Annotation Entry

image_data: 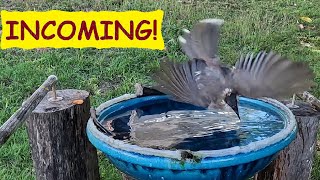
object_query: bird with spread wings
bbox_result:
[152,19,314,118]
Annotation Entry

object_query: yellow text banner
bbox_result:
[1,10,164,50]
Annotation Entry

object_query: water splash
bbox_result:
[101,106,284,151]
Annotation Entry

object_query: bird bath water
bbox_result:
[87,95,297,180]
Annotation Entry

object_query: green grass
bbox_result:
[1,0,320,179]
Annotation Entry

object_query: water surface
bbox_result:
[101,104,284,151]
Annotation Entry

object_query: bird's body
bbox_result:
[152,19,314,118]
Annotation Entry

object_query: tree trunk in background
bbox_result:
[255,101,320,180]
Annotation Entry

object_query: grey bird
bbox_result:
[152,19,315,118]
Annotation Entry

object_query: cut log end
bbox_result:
[283,100,319,116]
[33,89,89,113]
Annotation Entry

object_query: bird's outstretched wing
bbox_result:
[152,58,210,107]
[231,51,315,99]
[178,19,224,66]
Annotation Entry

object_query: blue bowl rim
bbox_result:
[87,95,296,165]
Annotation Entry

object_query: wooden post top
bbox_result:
[33,89,89,113]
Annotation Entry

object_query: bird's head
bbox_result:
[224,91,239,118]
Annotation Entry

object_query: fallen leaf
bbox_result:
[305,25,316,30]
[298,24,304,30]
[36,48,49,52]
[106,120,114,131]
[300,41,314,47]
[311,49,320,53]
[178,0,192,3]
[300,16,312,23]
[72,99,84,105]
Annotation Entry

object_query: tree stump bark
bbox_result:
[255,101,320,180]
[121,173,135,180]
[26,89,100,180]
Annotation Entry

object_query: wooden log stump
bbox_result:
[26,89,100,180]
[121,173,135,180]
[255,101,320,180]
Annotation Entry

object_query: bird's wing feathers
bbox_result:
[179,19,224,66]
[194,66,230,101]
[152,58,210,107]
[232,51,315,98]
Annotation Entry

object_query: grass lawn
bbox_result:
[1,0,320,179]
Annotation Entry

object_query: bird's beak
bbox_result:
[224,93,239,118]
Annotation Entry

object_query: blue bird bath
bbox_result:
[87,95,297,180]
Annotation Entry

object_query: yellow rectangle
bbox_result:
[1,10,164,50]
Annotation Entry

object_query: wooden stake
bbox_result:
[0,75,57,145]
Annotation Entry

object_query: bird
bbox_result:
[152,18,315,118]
